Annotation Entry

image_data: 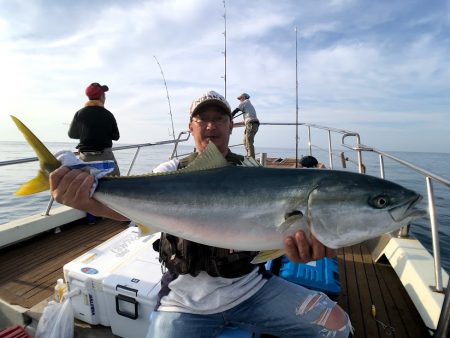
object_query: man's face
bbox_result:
[189,106,233,156]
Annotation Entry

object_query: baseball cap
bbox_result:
[85,82,109,100]
[189,90,231,118]
[237,93,250,100]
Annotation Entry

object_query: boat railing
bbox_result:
[342,139,450,293]
[0,131,191,217]
[259,122,364,171]
[258,122,449,293]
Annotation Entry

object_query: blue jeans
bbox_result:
[147,276,351,338]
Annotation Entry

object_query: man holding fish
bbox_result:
[49,90,352,337]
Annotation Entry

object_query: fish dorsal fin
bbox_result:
[181,142,229,173]
[240,156,262,167]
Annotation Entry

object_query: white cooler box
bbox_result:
[103,239,163,338]
[63,227,160,326]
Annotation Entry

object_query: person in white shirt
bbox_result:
[49,90,351,338]
[232,93,259,158]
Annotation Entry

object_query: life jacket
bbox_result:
[155,150,260,278]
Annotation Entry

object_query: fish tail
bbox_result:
[10,115,61,195]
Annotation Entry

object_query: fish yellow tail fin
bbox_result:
[10,115,61,196]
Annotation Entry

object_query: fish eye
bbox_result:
[371,195,389,209]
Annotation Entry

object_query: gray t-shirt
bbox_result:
[238,99,258,124]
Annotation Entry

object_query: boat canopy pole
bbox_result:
[295,26,299,168]
[222,0,227,99]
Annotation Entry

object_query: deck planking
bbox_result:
[337,244,431,337]
[0,217,128,309]
[265,157,301,168]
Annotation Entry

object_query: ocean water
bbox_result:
[1,141,449,273]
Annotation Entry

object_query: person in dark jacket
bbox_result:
[68,82,120,176]
[68,82,120,225]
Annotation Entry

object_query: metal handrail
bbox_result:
[124,131,190,175]
[0,131,191,168]
[1,131,191,217]
[341,142,450,293]
[259,122,362,170]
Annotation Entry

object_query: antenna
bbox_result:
[222,0,227,98]
[295,26,299,168]
[153,55,177,154]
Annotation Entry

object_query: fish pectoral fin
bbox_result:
[136,223,158,236]
[14,170,50,195]
[279,212,304,233]
[182,142,229,172]
[251,249,285,264]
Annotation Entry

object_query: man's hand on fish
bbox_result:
[284,230,336,263]
[50,167,129,221]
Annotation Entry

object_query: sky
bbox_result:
[1,0,449,153]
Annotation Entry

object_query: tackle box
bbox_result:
[63,227,160,326]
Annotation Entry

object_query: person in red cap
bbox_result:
[68,82,120,176]
[68,82,121,224]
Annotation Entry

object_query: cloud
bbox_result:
[0,0,449,153]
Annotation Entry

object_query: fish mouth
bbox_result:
[389,194,426,223]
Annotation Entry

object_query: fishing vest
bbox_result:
[155,151,260,278]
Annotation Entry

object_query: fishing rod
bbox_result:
[154,55,177,156]
[232,111,244,120]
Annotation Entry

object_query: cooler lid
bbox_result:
[63,227,159,279]
[103,255,163,296]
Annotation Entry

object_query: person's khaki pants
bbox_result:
[244,122,259,158]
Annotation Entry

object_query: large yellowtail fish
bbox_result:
[11,115,425,263]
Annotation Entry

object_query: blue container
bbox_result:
[277,256,341,296]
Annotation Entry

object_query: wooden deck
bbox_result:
[337,244,430,337]
[265,157,301,168]
[0,218,128,309]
